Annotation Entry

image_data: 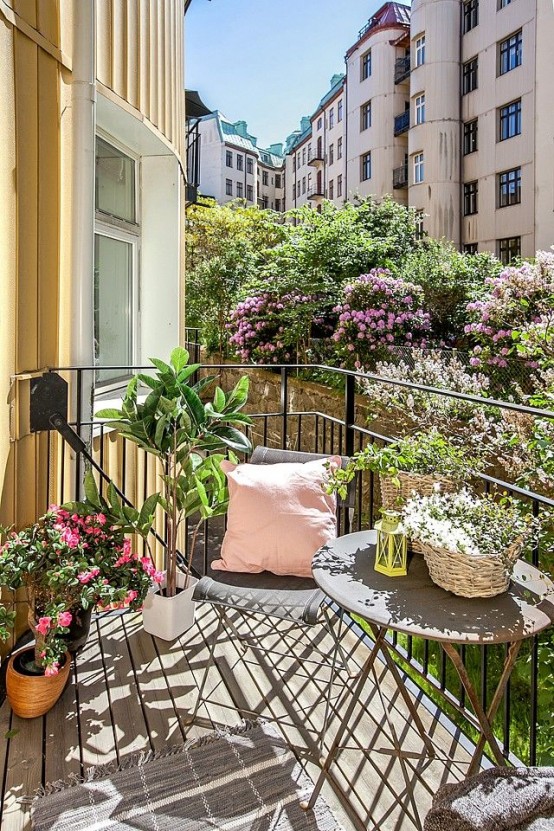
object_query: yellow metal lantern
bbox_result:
[374,510,408,577]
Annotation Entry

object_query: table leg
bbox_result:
[441,640,522,776]
[300,627,387,811]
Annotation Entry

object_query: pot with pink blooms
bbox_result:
[0,492,161,718]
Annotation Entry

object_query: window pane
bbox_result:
[95,138,136,223]
[94,234,133,382]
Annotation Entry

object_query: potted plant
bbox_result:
[0,505,160,718]
[96,346,253,641]
[401,489,537,597]
[328,428,481,508]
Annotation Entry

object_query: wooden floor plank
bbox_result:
[1,710,43,831]
[44,660,82,786]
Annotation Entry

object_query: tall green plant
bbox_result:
[97,347,252,596]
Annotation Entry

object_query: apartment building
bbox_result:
[284,74,347,211]
[283,0,554,261]
[195,113,285,210]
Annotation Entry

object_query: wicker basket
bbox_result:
[379,472,458,555]
[418,535,524,598]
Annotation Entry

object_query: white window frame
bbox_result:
[415,93,426,125]
[415,34,425,66]
[413,152,424,184]
[94,130,140,388]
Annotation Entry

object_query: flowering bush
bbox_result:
[0,507,162,674]
[360,349,492,436]
[465,250,554,370]
[228,289,322,364]
[401,489,535,560]
[332,269,431,368]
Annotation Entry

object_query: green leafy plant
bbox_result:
[327,429,480,501]
[96,346,253,597]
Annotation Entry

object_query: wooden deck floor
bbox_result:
[0,606,475,831]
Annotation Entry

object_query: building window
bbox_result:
[302,176,306,194]
[361,100,372,131]
[497,236,521,264]
[415,34,425,66]
[463,180,478,215]
[292,183,296,200]
[307,172,312,190]
[236,181,243,198]
[361,49,372,80]
[498,0,512,8]
[415,210,425,240]
[236,154,243,171]
[307,143,312,160]
[275,198,281,211]
[329,179,334,200]
[226,150,233,167]
[262,170,269,186]
[463,119,478,154]
[464,243,478,254]
[337,137,343,159]
[337,174,343,197]
[463,0,479,33]
[94,137,138,382]
[499,30,522,75]
[225,179,233,196]
[499,99,522,141]
[329,107,334,129]
[302,147,306,165]
[297,181,301,197]
[337,99,343,122]
[246,184,254,202]
[462,57,478,93]
[413,152,424,184]
[498,166,521,207]
[361,152,371,181]
[317,117,323,130]
[275,173,282,188]
[329,143,334,165]
[246,157,253,174]
[415,93,425,125]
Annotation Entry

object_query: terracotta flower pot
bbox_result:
[6,647,71,719]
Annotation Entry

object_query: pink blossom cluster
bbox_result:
[332,269,431,367]
[464,251,554,368]
[227,290,315,364]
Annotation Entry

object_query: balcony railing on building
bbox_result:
[394,55,411,84]
[393,164,409,189]
[307,186,324,199]
[308,152,324,167]
[394,110,410,136]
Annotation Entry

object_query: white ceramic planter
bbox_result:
[142,572,198,641]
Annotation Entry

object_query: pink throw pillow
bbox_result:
[211,456,341,578]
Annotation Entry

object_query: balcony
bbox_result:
[394,110,410,136]
[394,55,411,84]
[393,164,409,189]
[307,186,325,200]
[3,359,553,830]
[308,152,324,167]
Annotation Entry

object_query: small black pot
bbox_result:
[64,606,93,655]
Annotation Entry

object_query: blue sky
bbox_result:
[185,0,405,150]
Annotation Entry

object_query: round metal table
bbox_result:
[303,530,554,825]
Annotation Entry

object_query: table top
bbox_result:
[312,531,554,645]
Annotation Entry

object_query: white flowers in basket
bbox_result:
[402,488,537,597]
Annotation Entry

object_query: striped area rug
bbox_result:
[32,721,343,830]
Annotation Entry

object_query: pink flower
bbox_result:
[126,590,139,603]
[60,527,80,548]
[77,566,101,584]
[57,611,73,627]
[44,663,60,677]
[96,513,107,526]
[36,616,52,636]
[152,570,165,584]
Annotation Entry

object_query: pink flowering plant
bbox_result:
[0,489,161,675]
[227,289,324,364]
[465,251,554,371]
[332,269,431,369]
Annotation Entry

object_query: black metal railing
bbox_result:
[395,55,411,84]
[307,186,325,199]
[308,153,324,166]
[394,110,410,136]
[393,164,408,189]
[40,361,554,768]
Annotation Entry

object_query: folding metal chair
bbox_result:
[184,446,356,750]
